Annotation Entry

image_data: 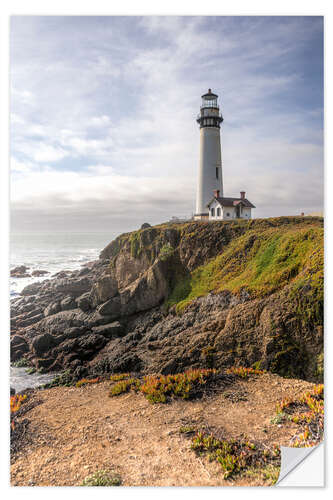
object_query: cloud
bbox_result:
[10,16,323,232]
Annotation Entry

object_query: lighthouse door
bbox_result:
[236,205,241,218]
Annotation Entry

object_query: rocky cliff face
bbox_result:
[10,217,324,382]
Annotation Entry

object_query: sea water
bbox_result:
[10,231,118,296]
[10,230,118,390]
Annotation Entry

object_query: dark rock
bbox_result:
[16,312,44,328]
[90,274,118,306]
[21,282,42,296]
[98,297,121,317]
[77,267,90,276]
[32,333,57,356]
[31,270,49,277]
[62,326,90,339]
[11,265,30,277]
[141,222,151,229]
[73,365,88,378]
[76,292,92,312]
[92,321,124,338]
[51,270,71,278]
[50,277,91,297]
[60,296,76,311]
[44,301,61,317]
[11,334,28,347]
[36,357,56,369]
[10,335,29,361]
[77,333,107,351]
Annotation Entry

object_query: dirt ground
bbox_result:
[10,372,316,487]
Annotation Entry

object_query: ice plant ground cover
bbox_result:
[188,430,281,482]
[273,384,324,447]
[108,368,220,403]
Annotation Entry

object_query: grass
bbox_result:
[81,470,121,486]
[109,369,218,403]
[166,226,323,313]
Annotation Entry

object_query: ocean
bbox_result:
[10,231,118,296]
[10,230,119,391]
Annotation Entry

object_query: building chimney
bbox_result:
[240,191,245,199]
[213,189,220,198]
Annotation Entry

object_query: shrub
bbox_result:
[110,373,131,382]
[76,377,100,388]
[12,358,31,368]
[226,366,265,378]
[81,470,121,486]
[190,430,280,481]
[10,394,27,414]
[109,378,140,396]
[139,369,217,403]
[108,369,218,403]
[274,384,324,447]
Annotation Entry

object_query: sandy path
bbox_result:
[11,373,315,486]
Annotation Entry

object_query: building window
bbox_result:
[211,208,215,217]
[217,207,221,217]
[216,167,219,179]
[226,212,230,217]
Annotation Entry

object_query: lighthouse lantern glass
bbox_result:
[201,96,218,109]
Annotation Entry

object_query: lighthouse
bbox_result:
[194,89,223,220]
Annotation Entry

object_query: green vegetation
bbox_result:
[44,370,74,388]
[274,384,324,447]
[109,369,218,403]
[159,243,175,261]
[166,226,323,313]
[109,378,140,396]
[81,470,121,486]
[76,377,100,388]
[226,366,266,378]
[25,367,36,375]
[12,358,31,368]
[190,430,280,481]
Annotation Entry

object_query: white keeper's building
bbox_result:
[194,89,255,221]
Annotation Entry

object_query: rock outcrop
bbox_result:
[10,217,324,382]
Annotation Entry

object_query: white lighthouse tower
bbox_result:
[194,89,223,219]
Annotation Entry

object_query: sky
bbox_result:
[10,16,324,233]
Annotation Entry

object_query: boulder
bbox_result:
[97,297,121,317]
[36,357,56,369]
[50,277,91,297]
[31,270,49,277]
[10,265,30,277]
[60,296,76,311]
[44,301,61,317]
[90,274,118,306]
[62,326,90,339]
[141,222,151,229]
[32,333,57,356]
[76,292,92,312]
[10,335,29,361]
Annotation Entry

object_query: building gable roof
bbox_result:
[207,196,256,209]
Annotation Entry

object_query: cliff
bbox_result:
[10,216,324,382]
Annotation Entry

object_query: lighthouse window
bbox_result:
[216,167,219,179]
[211,208,215,217]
